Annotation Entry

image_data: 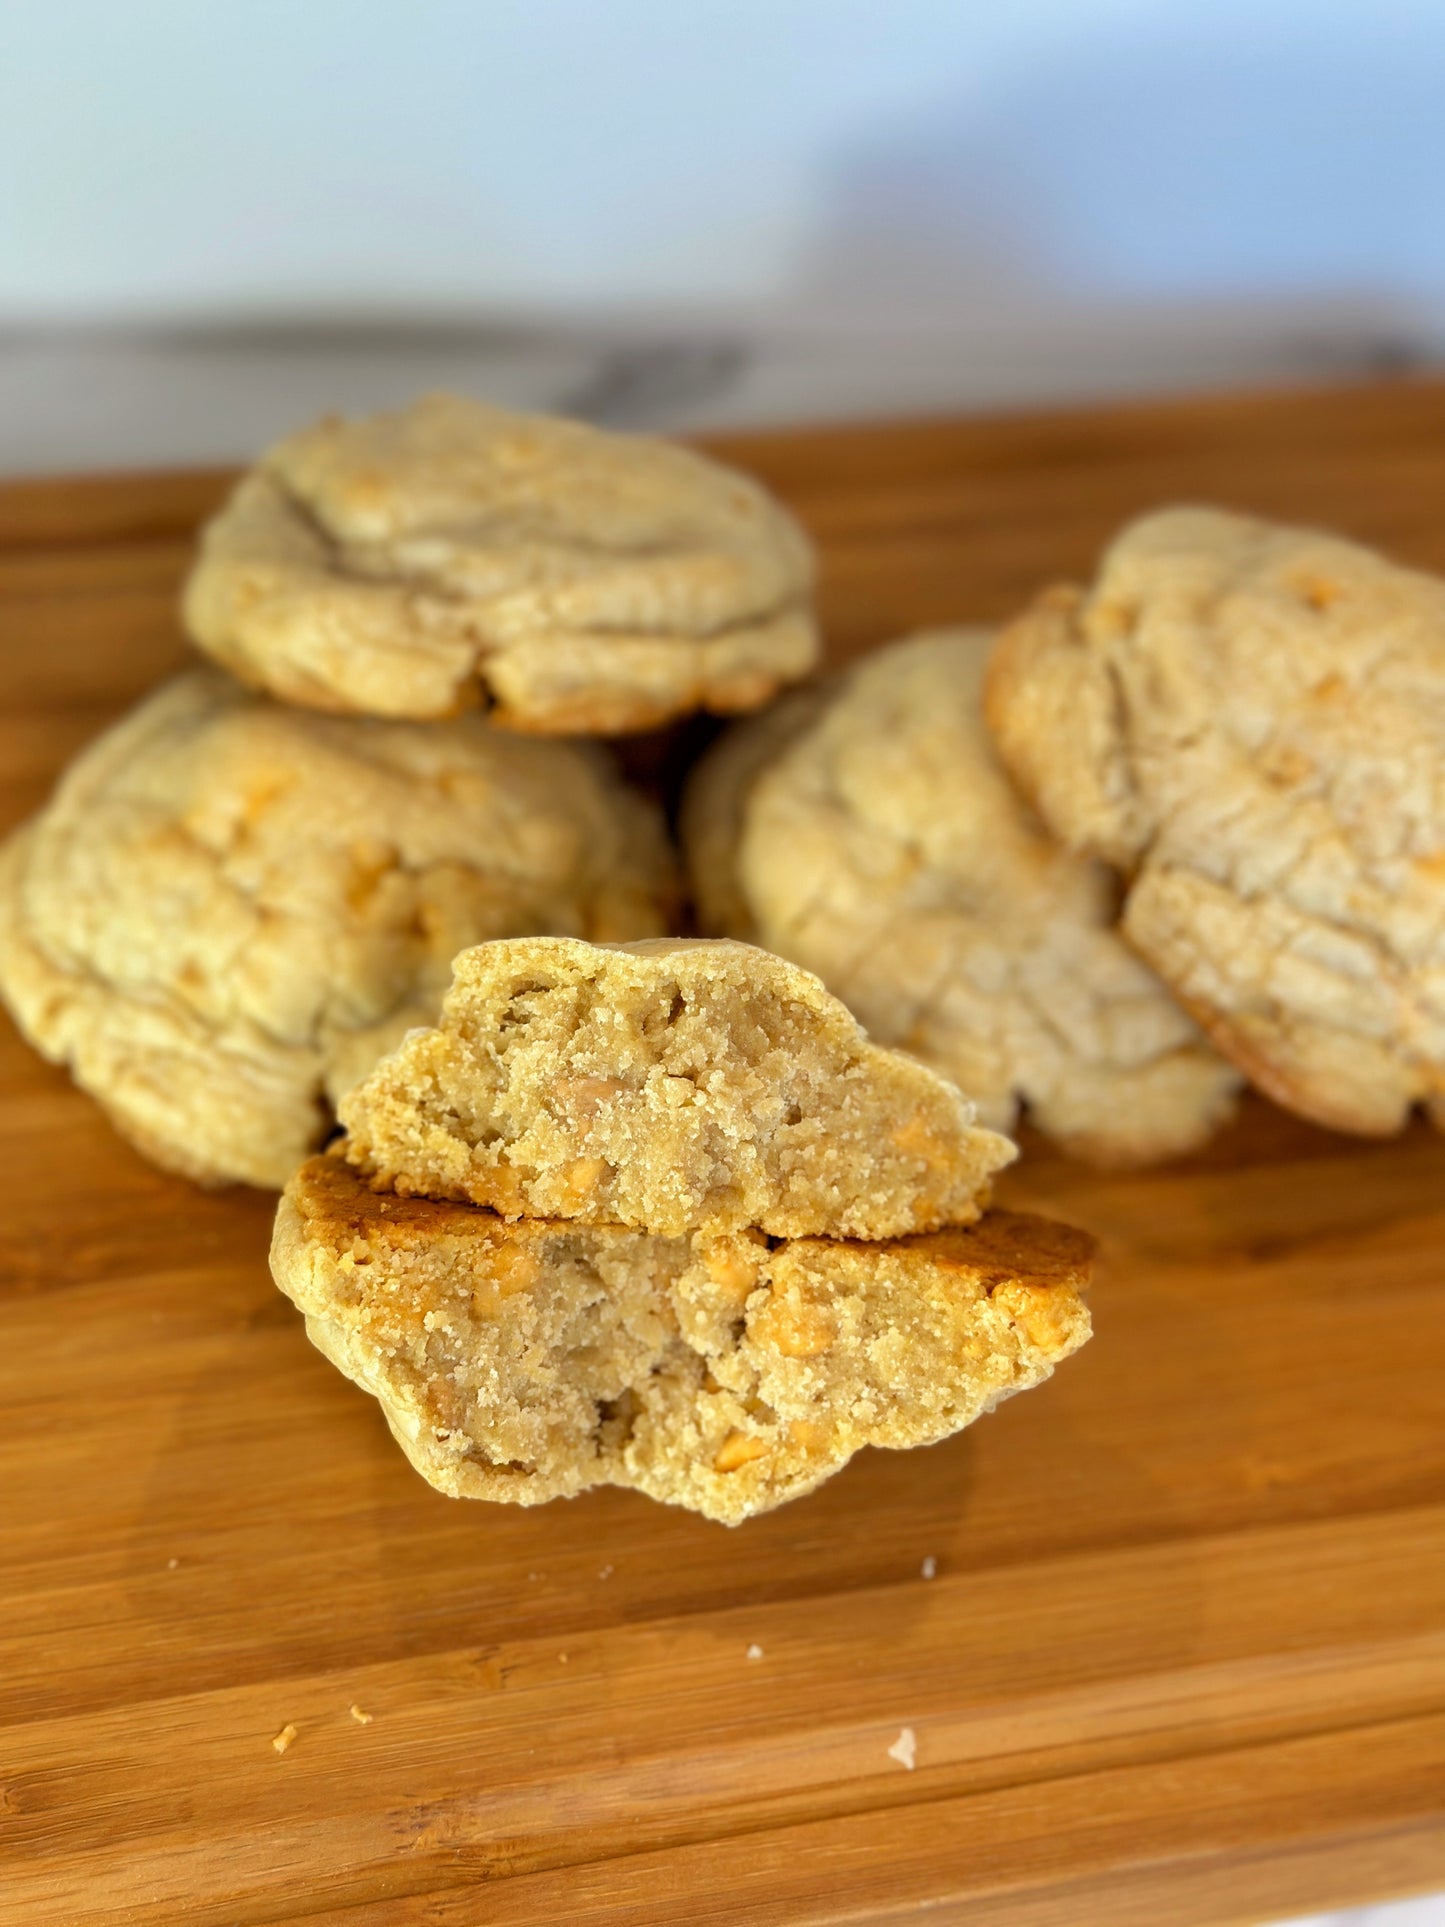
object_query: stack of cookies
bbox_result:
[43,395,1355,1519]
[0,394,819,1187]
[10,390,1439,1522]
[0,390,1098,1521]
[271,938,1093,1523]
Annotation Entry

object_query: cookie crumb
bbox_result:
[272,1723,298,1755]
[558,1652,569,1664]
[887,1727,916,1771]
[597,1564,614,1579]
[166,1557,179,1571]
[349,1704,373,1725]
[920,1555,937,1579]
[746,1643,764,1661]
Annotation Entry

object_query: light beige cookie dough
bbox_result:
[182,392,818,732]
[0,670,674,1188]
[985,507,1445,1136]
[340,935,1014,1238]
[273,1154,1092,1524]
[684,629,1239,1165]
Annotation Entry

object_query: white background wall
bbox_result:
[4,0,1444,326]
[4,0,1445,470]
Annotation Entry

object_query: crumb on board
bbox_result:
[349,1704,373,1725]
[272,1724,299,1755]
[1239,1455,1294,1491]
[887,1727,917,1771]
[558,1652,569,1664]
[598,1564,614,1579]
[166,1557,179,1571]
[746,1643,764,1661]
[920,1556,937,1579]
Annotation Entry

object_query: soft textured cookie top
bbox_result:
[0,670,673,1188]
[339,935,1014,1238]
[273,1153,1092,1523]
[681,681,831,941]
[985,507,1445,1135]
[182,393,818,732]
[685,629,1238,1165]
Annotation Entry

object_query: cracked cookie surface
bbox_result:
[182,392,818,731]
[340,935,1015,1237]
[684,629,1238,1163]
[985,507,1445,1135]
[681,681,831,942]
[272,1154,1092,1524]
[0,670,673,1188]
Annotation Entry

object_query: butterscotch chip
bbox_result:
[683,629,1239,1165]
[985,508,1445,1136]
[340,935,1014,1238]
[182,393,818,732]
[0,670,673,1188]
[271,1155,1092,1524]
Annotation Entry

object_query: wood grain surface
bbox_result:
[3,379,1445,1926]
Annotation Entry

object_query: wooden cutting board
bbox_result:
[4,381,1445,1927]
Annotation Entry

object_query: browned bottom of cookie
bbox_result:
[272,1154,1093,1525]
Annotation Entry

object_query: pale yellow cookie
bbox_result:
[339,935,1014,1238]
[272,1154,1092,1524]
[680,683,831,941]
[985,507,1445,1136]
[182,393,818,731]
[0,670,674,1188]
[684,629,1239,1165]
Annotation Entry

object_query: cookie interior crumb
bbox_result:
[340,936,1015,1239]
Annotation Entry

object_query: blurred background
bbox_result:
[3,0,1443,472]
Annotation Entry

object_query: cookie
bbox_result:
[681,682,831,941]
[684,629,1239,1165]
[0,670,674,1188]
[182,392,818,732]
[272,1154,1092,1523]
[985,507,1445,1136]
[339,935,1014,1238]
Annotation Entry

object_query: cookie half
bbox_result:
[339,935,1015,1239]
[0,670,674,1188]
[273,1154,1092,1524]
[183,393,818,732]
[684,629,1239,1165]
